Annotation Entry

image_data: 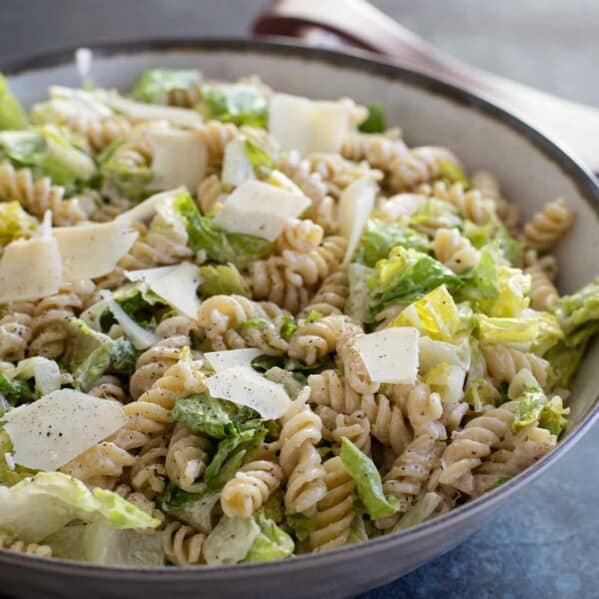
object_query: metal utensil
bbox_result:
[254,0,599,174]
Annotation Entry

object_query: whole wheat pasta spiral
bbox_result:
[306,153,381,197]
[405,382,447,441]
[523,198,575,250]
[220,458,284,518]
[341,130,408,171]
[422,181,496,225]
[88,375,128,403]
[115,484,166,525]
[196,173,226,215]
[69,115,132,152]
[300,270,349,317]
[470,170,521,231]
[192,120,238,174]
[165,423,211,493]
[276,218,324,254]
[279,389,327,514]
[310,456,356,552]
[130,435,170,497]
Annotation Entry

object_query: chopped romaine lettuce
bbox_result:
[538,396,569,436]
[367,247,461,321]
[263,366,305,400]
[339,438,398,519]
[425,362,467,405]
[462,220,522,267]
[0,429,35,486]
[476,313,539,348]
[199,84,268,128]
[410,198,462,232]
[47,521,164,565]
[99,139,153,199]
[456,248,500,303]
[531,311,564,356]
[73,338,136,392]
[391,285,460,342]
[553,277,599,347]
[173,191,273,269]
[436,160,469,188]
[280,315,298,341]
[203,425,267,490]
[511,386,547,432]
[358,104,386,134]
[0,372,35,406]
[130,69,201,104]
[160,484,220,533]
[0,471,160,543]
[286,513,316,541]
[353,218,429,267]
[393,492,442,531]
[0,201,38,246]
[464,339,499,411]
[170,393,257,439]
[203,515,260,565]
[545,341,587,389]
[0,74,27,130]
[244,138,273,171]
[243,511,294,562]
[477,265,530,317]
[198,263,250,298]
[0,126,96,188]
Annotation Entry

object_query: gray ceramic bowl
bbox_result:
[2,39,599,599]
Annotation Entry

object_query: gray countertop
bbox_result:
[0,2,598,598]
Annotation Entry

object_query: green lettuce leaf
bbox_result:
[198,263,250,298]
[464,339,499,412]
[160,484,220,533]
[367,247,461,321]
[0,74,27,130]
[73,338,137,392]
[286,513,316,542]
[130,69,201,104]
[476,264,529,317]
[174,191,273,269]
[46,521,164,566]
[199,84,267,128]
[203,515,260,565]
[0,373,35,406]
[243,511,294,562]
[477,313,539,348]
[339,438,398,519]
[204,425,267,489]
[0,429,35,486]
[170,393,257,439]
[410,198,462,232]
[280,315,298,341]
[545,341,587,389]
[354,218,429,267]
[358,104,386,133]
[539,396,569,436]
[456,248,500,303]
[0,201,38,246]
[0,471,160,543]
[462,220,523,266]
[244,138,273,171]
[512,387,547,432]
[0,126,96,187]
[553,277,599,347]
[99,139,152,199]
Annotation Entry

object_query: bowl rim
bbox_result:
[1,36,598,580]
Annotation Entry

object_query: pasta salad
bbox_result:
[0,68,596,566]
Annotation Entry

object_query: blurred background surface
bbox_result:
[0,2,597,598]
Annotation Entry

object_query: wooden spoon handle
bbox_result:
[253,0,599,174]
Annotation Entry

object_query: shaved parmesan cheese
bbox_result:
[54,221,138,281]
[268,93,356,155]
[213,180,310,241]
[14,357,62,396]
[0,236,62,302]
[125,262,201,320]
[352,327,419,384]
[339,176,377,265]
[149,262,201,320]
[379,194,426,220]
[204,348,261,372]
[101,92,202,127]
[221,138,255,187]
[204,366,291,419]
[107,299,159,350]
[145,128,207,191]
[116,187,186,225]
[4,390,126,471]
[125,265,177,286]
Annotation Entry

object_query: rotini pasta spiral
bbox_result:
[523,198,575,250]
[279,389,327,514]
[162,520,205,565]
[192,120,238,174]
[276,218,324,254]
[438,401,518,493]
[433,228,481,273]
[197,294,290,355]
[0,162,87,226]
[130,435,169,497]
[481,344,550,389]
[341,129,408,172]
[422,181,496,225]
[310,456,356,552]
[388,147,462,192]
[70,115,132,152]
[115,484,166,525]
[0,532,52,558]
[220,458,284,518]
[196,173,226,215]
[0,301,35,362]
[165,423,211,493]
[88,375,128,403]
[470,170,521,232]
[404,382,447,441]
[300,270,349,318]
